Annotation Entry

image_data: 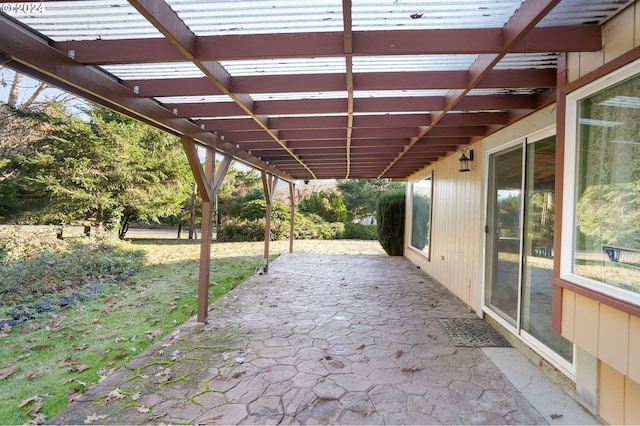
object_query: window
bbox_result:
[409,173,433,258]
[563,60,640,299]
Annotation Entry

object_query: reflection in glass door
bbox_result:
[522,138,573,362]
[486,146,523,326]
[486,136,573,365]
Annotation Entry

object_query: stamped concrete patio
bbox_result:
[50,254,598,425]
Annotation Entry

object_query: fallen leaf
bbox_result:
[550,413,563,419]
[356,343,365,350]
[75,364,89,373]
[131,392,142,401]
[0,366,17,380]
[63,376,78,384]
[145,330,162,340]
[197,414,223,424]
[401,367,423,373]
[135,406,150,414]
[26,371,46,380]
[231,371,245,379]
[84,413,107,424]
[27,412,46,425]
[18,395,40,408]
[30,399,43,415]
[394,348,404,358]
[1,323,11,336]
[104,388,126,402]
[68,391,82,403]
[171,401,186,409]
[348,405,374,415]
[63,356,80,366]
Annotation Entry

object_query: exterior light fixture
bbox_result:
[458,148,474,172]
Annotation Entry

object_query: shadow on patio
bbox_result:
[50,254,598,425]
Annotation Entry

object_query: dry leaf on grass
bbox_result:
[1,323,12,336]
[30,399,43,415]
[26,371,46,380]
[27,412,46,425]
[18,395,40,408]
[0,366,17,380]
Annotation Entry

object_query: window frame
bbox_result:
[408,170,434,260]
[561,57,640,307]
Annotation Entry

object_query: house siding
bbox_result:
[562,2,640,424]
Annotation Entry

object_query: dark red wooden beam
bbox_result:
[54,26,601,64]
[126,69,556,97]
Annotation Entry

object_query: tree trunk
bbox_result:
[118,215,130,240]
[188,181,197,239]
[22,82,48,108]
[7,73,23,107]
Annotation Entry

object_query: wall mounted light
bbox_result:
[458,148,474,173]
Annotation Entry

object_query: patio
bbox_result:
[49,254,597,425]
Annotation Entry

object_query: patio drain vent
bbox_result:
[437,318,511,347]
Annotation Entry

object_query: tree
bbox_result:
[337,179,404,221]
[2,105,193,238]
[298,190,347,223]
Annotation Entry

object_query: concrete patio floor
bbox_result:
[50,254,598,425]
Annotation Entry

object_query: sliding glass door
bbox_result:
[486,136,573,366]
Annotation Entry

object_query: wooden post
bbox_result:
[289,181,295,253]
[181,136,234,324]
[261,171,279,273]
[197,149,214,323]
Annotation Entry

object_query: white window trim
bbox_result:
[561,57,640,307]
[408,170,433,260]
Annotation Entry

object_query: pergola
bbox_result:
[0,0,627,322]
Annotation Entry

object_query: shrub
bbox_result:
[299,190,347,223]
[342,222,377,240]
[377,191,405,255]
[0,227,145,305]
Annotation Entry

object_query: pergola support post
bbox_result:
[261,171,279,273]
[289,182,295,253]
[181,136,232,323]
[197,149,214,323]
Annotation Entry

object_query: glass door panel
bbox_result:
[486,146,523,326]
[521,137,573,362]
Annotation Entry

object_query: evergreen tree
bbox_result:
[2,105,192,238]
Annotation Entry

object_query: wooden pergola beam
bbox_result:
[53,26,601,64]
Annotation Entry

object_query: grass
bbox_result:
[0,233,384,424]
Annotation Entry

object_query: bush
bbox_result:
[299,190,347,223]
[0,227,145,305]
[342,222,377,240]
[377,191,405,255]
[217,210,351,242]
